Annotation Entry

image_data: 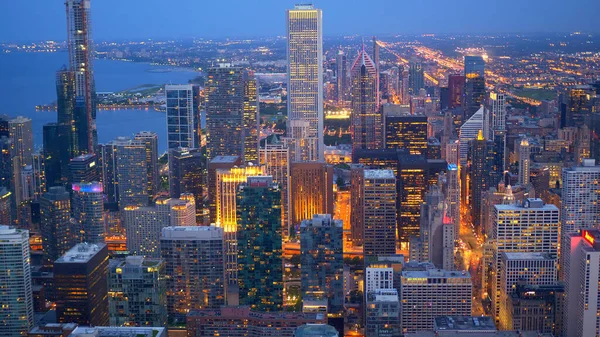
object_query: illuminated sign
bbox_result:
[583,230,595,246]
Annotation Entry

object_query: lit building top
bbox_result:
[72,182,103,193]
[494,198,558,212]
[55,243,107,264]
[294,4,315,10]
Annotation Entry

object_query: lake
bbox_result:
[0,52,199,154]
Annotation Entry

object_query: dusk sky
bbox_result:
[1,0,600,42]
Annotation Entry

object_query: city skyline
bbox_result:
[1,0,600,42]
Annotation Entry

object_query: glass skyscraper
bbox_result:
[350,48,381,153]
[464,55,486,119]
[165,84,199,150]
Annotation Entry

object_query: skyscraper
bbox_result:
[168,147,206,221]
[54,243,109,326]
[237,176,283,311]
[300,214,344,314]
[260,135,291,238]
[518,138,531,186]
[458,106,484,166]
[205,66,258,161]
[560,85,596,128]
[384,111,428,155]
[66,0,97,153]
[72,182,104,243]
[160,226,225,323]
[336,51,347,103]
[286,4,324,161]
[108,256,167,327]
[290,162,334,227]
[165,84,199,150]
[464,55,486,119]
[134,131,159,196]
[9,116,33,168]
[55,67,79,159]
[408,62,424,96]
[40,186,73,263]
[351,169,396,256]
[350,47,381,153]
[68,153,99,184]
[467,130,493,229]
[0,226,33,336]
[448,74,465,109]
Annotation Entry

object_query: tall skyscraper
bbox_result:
[237,177,283,311]
[43,123,67,187]
[448,74,465,109]
[160,226,225,323]
[408,62,424,95]
[458,106,484,166]
[124,196,196,258]
[336,50,347,103]
[286,4,324,161]
[290,162,334,227]
[205,66,258,161]
[350,47,381,153]
[54,243,109,326]
[108,256,167,327]
[463,55,486,119]
[446,163,460,233]
[55,67,80,159]
[165,84,199,150]
[0,226,33,336]
[68,153,99,184]
[72,182,104,243]
[40,186,73,263]
[384,112,428,155]
[260,135,291,238]
[490,199,559,323]
[351,169,396,256]
[518,138,531,186]
[9,116,33,168]
[168,147,206,221]
[467,130,493,229]
[488,92,506,139]
[134,131,159,196]
[66,0,97,153]
[560,85,596,128]
[300,214,344,314]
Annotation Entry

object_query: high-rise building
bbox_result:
[518,138,531,186]
[165,84,199,150]
[168,147,206,221]
[207,155,242,224]
[0,226,33,336]
[260,135,291,238]
[365,289,400,337]
[290,162,334,228]
[42,123,66,187]
[350,169,396,256]
[68,153,98,184]
[237,177,283,311]
[32,152,46,199]
[408,62,424,95]
[55,68,79,160]
[336,51,347,103]
[286,4,324,161]
[124,196,196,257]
[446,163,460,233]
[506,283,564,336]
[463,55,486,119]
[205,66,258,161]
[160,226,225,323]
[350,47,381,153]
[295,324,339,337]
[448,74,465,109]
[467,131,493,229]
[40,186,73,263]
[488,92,506,139]
[458,106,484,166]
[400,269,472,334]
[108,256,167,327]
[560,85,596,128]
[384,111,428,155]
[66,0,97,153]
[54,243,109,326]
[300,214,343,314]
[0,188,11,227]
[72,182,104,243]
[284,119,319,162]
[9,116,33,168]
[134,131,159,196]
[490,199,559,323]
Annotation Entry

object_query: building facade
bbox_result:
[165,84,199,150]
[350,48,381,153]
[72,182,104,243]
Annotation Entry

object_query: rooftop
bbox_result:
[300,214,342,228]
[69,326,166,337]
[161,226,223,240]
[364,169,395,179]
[402,269,471,280]
[502,252,554,261]
[494,198,558,211]
[55,243,106,264]
[210,155,242,164]
[295,324,339,337]
[434,316,496,332]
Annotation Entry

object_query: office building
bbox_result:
[160,226,224,323]
[43,123,67,187]
[458,106,484,166]
[0,226,33,336]
[498,253,558,330]
[365,289,400,337]
[467,130,493,229]
[124,196,196,258]
[54,243,109,326]
[237,177,283,311]
[408,62,424,95]
[446,163,460,232]
[448,74,465,109]
[108,256,167,327]
[27,323,78,337]
[0,187,11,226]
[518,138,531,186]
[350,47,381,153]
[464,55,486,119]
[295,324,338,337]
[187,307,327,337]
[260,135,291,238]
[205,66,258,161]
[286,4,324,161]
[40,186,73,263]
[400,269,472,333]
[505,283,564,336]
[336,51,347,103]
[55,67,79,160]
[134,131,159,196]
[69,327,166,337]
[165,84,199,150]
[290,162,334,227]
[351,169,396,256]
[207,155,242,223]
[68,153,99,184]
[300,214,343,314]
[72,182,104,243]
[168,147,206,220]
[491,199,559,322]
[560,85,596,128]
[384,111,428,155]
[9,116,33,168]
[31,152,46,199]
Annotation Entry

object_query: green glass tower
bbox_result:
[236,176,283,311]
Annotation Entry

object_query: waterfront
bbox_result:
[0,51,198,153]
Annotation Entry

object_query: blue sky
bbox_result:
[1,0,599,42]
